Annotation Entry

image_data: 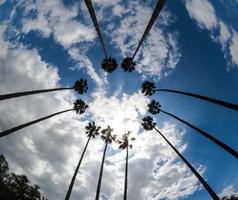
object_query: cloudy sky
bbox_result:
[0,0,238,199]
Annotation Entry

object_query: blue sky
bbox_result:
[0,0,237,199]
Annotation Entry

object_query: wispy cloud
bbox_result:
[185,0,238,69]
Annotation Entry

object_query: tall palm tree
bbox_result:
[95,126,116,200]
[117,131,135,200]
[84,0,118,73]
[141,81,238,111]
[65,122,100,200]
[147,100,238,159]
[0,99,88,138]
[121,0,167,72]
[141,116,220,200]
[0,79,88,102]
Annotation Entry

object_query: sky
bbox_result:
[0,0,238,199]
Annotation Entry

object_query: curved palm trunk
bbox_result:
[84,0,108,58]
[155,89,238,112]
[95,142,108,200]
[132,0,167,59]
[0,87,73,102]
[123,145,129,200]
[159,109,238,159]
[65,136,91,200]
[153,127,220,200]
[0,109,74,138]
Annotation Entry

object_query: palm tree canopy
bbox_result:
[73,79,88,94]
[121,57,136,72]
[85,122,101,138]
[141,81,156,96]
[117,131,135,150]
[148,100,161,115]
[73,99,89,114]
[141,116,156,130]
[222,195,238,200]
[101,126,116,144]
[101,57,118,73]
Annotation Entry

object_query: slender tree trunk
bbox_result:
[65,136,91,200]
[0,87,73,102]
[159,109,238,159]
[95,142,108,200]
[0,109,74,138]
[132,0,167,59]
[123,146,129,200]
[155,89,238,111]
[84,0,108,58]
[153,127,220,200]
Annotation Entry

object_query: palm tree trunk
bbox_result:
[155,89,238,111]
[0,109,74,138]
[123,145,129,200]
[132,0,167,59]
[84,0,108,58]
[153,127,220,200]
[95,142,108,200]
[65,136,91,200]
[0,87,73,102]
[159,109,238,159]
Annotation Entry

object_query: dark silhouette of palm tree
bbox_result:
[121,0,167,72]
[84,0,118,73]
[141,116,220,200]
[222,195,238,200]
[65,122,100,200]
[147,100,238,159]
[0,99,88,138]
[0,79,88,102]
[141,81,238,111]
[121,57,136,72]
[117,131,135,200]
[101,57,118,73]
[95,126,116,200]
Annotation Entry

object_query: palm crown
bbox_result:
[73,79,88,94]
[121,57,136,72]
[85,122,101,138]
[141,81,156,96]
[100,126,116,144]
[73,99,89,114]
[141,116,156,131]
[101,57,118,73]
[117,131,135,150]
[148,100,161,115]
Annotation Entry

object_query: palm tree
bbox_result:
[121,0,167,72]
[84,0,118,73]
[0,99,88,138]
[101,57,118,73]
[222,195,238,200]
[141,116,220,200]
[141,81,238,111]
[117,131,135,200]
[65,122,100,200]
[95,126,116,200]
[121,57,136,72]
[147,100,238,159]
[0,79,88,102]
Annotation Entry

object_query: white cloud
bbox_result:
[20,0,96,48]
[0,0,6,5]
[229,31,238,65]
[184,0,238,69]
[185,0,218,30]
[68,47,107,88]
[219,185,238,198]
